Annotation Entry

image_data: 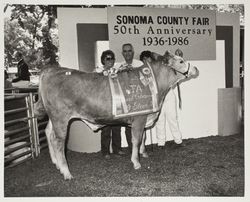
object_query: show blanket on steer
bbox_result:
[107,63,159,118]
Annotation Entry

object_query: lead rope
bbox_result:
[177,83,182,109]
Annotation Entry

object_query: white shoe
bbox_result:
[174,139,182,144]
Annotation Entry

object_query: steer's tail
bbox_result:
[34,73,47,119]
[34,94,46,119]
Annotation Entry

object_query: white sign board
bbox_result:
[108,7,216,61]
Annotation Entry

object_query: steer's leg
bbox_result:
[139,132,149,158]
[50,118,73,180]
[131,116,147,169]
[45,119,59,169]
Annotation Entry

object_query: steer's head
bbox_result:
[163,51,198,79]
[151,51,198,85]
[150,51,199,97]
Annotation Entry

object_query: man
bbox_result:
[117,43,143,152]
[12,52,30,83]
[155,49,184,149]
[117,43,143,70]
[155,87,183,148]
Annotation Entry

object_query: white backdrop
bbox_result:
[57,8,241,152]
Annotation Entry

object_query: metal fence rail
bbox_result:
[4,92,48,168]
[5,117,30,127]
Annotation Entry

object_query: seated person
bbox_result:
[12,52,30,83]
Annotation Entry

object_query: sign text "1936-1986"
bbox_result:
[143,36,189,46]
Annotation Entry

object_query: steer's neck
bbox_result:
[155,67,182,108]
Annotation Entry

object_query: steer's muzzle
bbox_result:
[189,65,199,78]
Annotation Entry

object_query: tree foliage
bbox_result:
[4,4,58,69]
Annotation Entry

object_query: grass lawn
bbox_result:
[4,133,244,197]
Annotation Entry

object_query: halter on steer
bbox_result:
[172,62,190,78]
[171,61,191,109]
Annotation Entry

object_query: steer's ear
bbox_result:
[163,51,173,65]
[164,51,172,59]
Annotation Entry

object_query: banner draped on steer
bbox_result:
[108,63,159,118]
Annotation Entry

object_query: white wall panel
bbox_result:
[57,8,239,152]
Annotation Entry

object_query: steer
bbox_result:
[34,51,198,180]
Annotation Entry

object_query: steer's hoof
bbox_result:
[64,173,73,180]
[133,163,141,170]
[61,169,73,180]
[140,152,149,158]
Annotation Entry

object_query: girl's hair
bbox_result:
[139,50,152,61]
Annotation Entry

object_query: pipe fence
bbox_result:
[4,91,48,168]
